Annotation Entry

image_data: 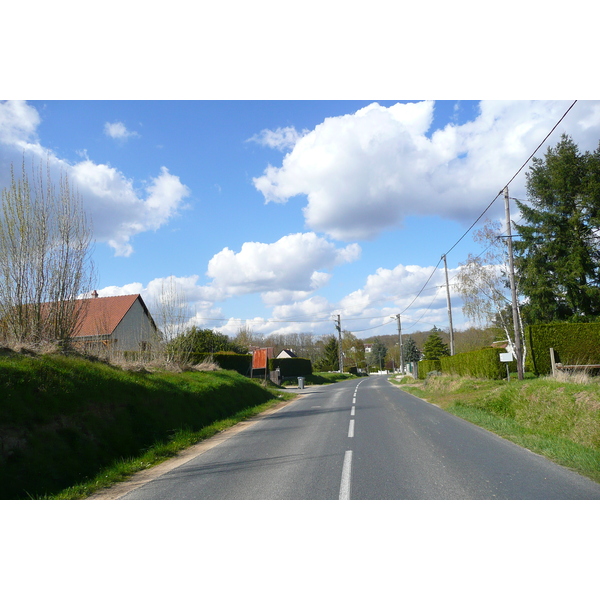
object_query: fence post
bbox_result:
[550,347,557,377]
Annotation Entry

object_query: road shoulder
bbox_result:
[86,393,304,500]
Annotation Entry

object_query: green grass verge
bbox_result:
[0,350,294,499]
[44,393,295,499]
[396,374,600,484]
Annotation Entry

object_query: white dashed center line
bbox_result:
[339,450,353,500]
[339,382,364,499]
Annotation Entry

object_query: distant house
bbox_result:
[364,344,373,354]
[71,293,158,354]
[276,349,297,359]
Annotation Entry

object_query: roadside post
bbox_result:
[500,352,514,381]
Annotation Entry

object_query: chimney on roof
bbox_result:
[91,290,99,298]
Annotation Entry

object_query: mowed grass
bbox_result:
[0,349,293,499]
[392,374,600,484]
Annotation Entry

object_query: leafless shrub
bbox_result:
[192,358,221,372]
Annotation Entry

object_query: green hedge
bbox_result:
[417,359,441,379]
[440,347,508,380]
[418,348,514,380]
[526,322,600,375]
[188,352,252,376]
[268,357,313,377]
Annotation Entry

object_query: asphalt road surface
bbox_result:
[117,375,600,500]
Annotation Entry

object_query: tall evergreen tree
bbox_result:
[422,327,450,360]
[315,335,339,371]
[514,135,600,323]
[403,336,421,363]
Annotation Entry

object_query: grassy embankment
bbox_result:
[0,349,296,500]
[391,373,600,484]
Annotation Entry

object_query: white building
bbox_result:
[70,293,158,354]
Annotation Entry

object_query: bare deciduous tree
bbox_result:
[0,159,95,346]
[149,276,193,364]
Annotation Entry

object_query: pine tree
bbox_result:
[403,336,421,362]
[315,335,339,371]
[514,135,600,323]
[422,327,450,360]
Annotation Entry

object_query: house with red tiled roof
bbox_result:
[71,292,158,354]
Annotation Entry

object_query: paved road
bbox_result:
[118,375,600,500]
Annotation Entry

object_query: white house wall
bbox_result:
[111,300,157,351]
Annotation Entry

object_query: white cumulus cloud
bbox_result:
[205,232,361,299]
[0,101,189,257]
[0,100,40,145]
[252,100,600,241]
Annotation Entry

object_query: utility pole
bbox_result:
[335,314,343,373]
[442,254,455,356]
[395,314,404,374]
[504,187,524,380]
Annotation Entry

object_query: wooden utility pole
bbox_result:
[395,314,404,374]
[442,254,455,356]
[504,187,524,380]
[335,314,343,373]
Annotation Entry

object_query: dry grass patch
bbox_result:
[396,373,600,482]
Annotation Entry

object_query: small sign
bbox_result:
[500,352,514,362]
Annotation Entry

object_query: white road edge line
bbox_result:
[348,420,355,437]
[339,450,353,500]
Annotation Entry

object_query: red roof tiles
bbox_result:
[72,294,150,338]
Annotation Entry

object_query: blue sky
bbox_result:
[3,3,597,345]
[2,99,600,340]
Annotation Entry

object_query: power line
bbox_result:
[443,100,577,259]
[394,100,579,324]
[399,257,443,313]
[186,102,581,339]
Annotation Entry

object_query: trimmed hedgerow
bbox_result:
[525,322,600,376]
[268,357,313,377]
[188,352,252,376]
[440,347,507,380]
[417,359,442,379]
